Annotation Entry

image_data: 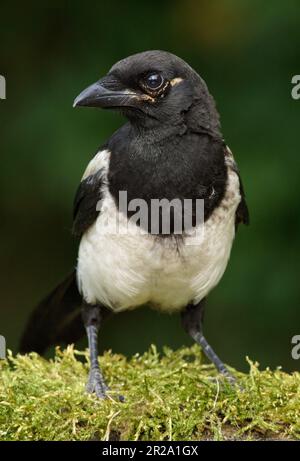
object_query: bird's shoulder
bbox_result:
[72,124,132,238]
[72,150,107,238]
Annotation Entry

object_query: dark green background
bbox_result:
[1,1,299,372]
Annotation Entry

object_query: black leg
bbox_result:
[82,303,110,399]
[181,299,236,384]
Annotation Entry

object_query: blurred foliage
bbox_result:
[1,346,299,441]
[0,1,300,371]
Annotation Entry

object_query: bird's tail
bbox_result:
[20,271,84,354]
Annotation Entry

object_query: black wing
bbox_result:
[72,169,105,237]
[235,173,249,229]
[224,145,249,229]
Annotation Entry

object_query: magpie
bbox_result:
[20,51,249,399]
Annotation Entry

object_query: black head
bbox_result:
[74,50,221,136]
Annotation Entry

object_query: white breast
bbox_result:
[77,150,241,313]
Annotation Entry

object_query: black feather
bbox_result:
[235,173,250,229]
[20,271,83,354]
[72,170,104,237]
[107,124,228,232]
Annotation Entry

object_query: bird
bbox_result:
[20,50,249,399]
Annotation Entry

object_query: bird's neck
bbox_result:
[127,99,222,143]
[108,120,226,199]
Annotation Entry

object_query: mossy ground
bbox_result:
[0,345,299,441]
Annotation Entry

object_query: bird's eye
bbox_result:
[144,73,164,90]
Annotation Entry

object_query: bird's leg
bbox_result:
[181,299,236,385]
[82,303,109,399]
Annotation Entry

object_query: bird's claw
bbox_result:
[219,369,244,391]
[86,369,108,399]
[86,369,126,401]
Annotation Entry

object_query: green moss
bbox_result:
[0,345,299,441]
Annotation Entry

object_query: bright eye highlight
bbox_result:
[144,73,164,90]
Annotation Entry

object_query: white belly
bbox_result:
[77,168,241,313]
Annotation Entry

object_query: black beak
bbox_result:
[73,80,137,109]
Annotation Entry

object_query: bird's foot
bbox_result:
[86,369,125,401]
[86,368,108,399]
[217,365,245,391]
[219,366,237,385]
